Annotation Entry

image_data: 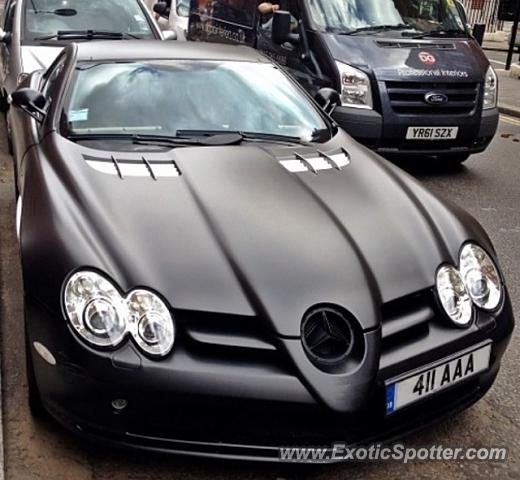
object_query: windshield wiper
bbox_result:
[176,130,306,145]
[35,30,140,41]
[341,24,415,35]
[408,29,468,39]
[67,132,245,147]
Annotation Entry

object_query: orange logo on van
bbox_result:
[418,51,436,65]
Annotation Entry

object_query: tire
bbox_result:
[25,331,47,418]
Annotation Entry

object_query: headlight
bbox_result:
[335,62,373,109]
[459,244,502,311]
[128,290,175,357]
[64,271,175,357]
[483,66,497,110]
[436,265,473,327]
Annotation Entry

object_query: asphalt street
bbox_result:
[0,117,519,479]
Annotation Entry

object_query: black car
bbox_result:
[10,41,514,462]
[188,0,499,164]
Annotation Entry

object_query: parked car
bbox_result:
[10,40,513,461]
[188,0,499,164]
[0,0,170,111]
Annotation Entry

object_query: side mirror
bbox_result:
[315,88,341,115]
[272,10,300,45]
[10,88,48,122]
[0,27,12,45]
[162,30,177,40]
[153,2,170,17]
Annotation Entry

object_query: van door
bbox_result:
[256,0,320,94]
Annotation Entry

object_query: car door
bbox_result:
[256,0,319,95]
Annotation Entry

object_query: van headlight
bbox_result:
[436,265,473,327]
[335,62,373,109]
[459,244,502,310]
[63,270,175,357]
[483,66,497,110]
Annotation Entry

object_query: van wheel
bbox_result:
[25,331,46,418]
[444,153,471,164]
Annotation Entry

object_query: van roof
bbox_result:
[74,40,270,63]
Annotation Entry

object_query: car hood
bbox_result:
[322,34,488,82]
[21,45,62,74]
[21,133,491,337]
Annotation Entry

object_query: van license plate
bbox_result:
[406,126,459,140]
[385,344,491,415]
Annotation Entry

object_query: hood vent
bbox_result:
[84,155,180,180]
[376,40,456,50]
[280,149,350,174]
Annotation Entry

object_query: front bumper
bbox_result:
[26,292,514,462]
[333,106,499,157]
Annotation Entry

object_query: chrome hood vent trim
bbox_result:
[84,155,180,179]
[280,149,350,174]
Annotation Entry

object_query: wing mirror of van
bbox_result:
[163,30,177,40]
[272,11,300,45]
[153,2,170,17]
[0,28,12,45]
[10,88,48,122]
[315,88,342,115]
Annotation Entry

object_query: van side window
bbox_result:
[259,0,300,41]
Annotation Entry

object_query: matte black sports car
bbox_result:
[10,41,514,462]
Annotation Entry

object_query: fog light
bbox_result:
[111,398,128,413]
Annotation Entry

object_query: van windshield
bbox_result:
[24,0,155,42]
[65,61,329,143]
[308,0,466,35]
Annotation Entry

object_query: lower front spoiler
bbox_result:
[42,368,498,463]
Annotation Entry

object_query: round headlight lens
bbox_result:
[64,271,175,356]
[84,298,124,337]
[436,265,473,327]
[460,244,502,310]
[128,290,175,357]
[64,271,126,347]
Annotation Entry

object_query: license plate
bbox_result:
[406,126,459,140]
[385,344,491,415]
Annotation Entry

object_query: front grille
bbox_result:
[381,291,434,352]
[177,310,283,365]
[386,81,479,115]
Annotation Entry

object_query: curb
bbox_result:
[499,104,520,118]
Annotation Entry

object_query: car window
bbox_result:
[4,1,17,33]
[64,60,329,142]
[23,0,155,41]
[42,55,66,98]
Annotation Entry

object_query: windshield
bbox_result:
[65,61,329,142]
[24,0,155,41]
[308,0,466,34]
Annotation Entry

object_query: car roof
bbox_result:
[74,40,271,64]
